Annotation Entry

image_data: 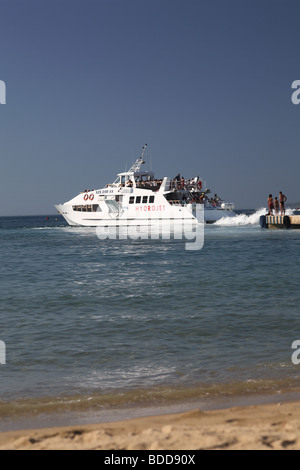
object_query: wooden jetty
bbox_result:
[260,214,300,229]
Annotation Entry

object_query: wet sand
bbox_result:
[1,400,300,450]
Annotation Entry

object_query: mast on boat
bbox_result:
[128,144,147,173]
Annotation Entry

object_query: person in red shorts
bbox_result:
[268,194,274,215]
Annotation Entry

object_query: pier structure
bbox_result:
[260,214,300,229]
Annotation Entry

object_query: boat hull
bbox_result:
[55,204,235,226]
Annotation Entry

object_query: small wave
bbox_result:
[32,226,68,230]
[214,208,266,226]
[1,377,299,422]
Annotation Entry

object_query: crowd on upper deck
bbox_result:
[127,173,204,192]
[170,174,203,191]
[123,173,223,206]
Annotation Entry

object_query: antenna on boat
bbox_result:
[140,143,147,163]
[128,144,147,173]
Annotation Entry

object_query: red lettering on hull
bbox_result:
[135,205,165,212]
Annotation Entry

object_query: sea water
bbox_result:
[1,210,300,430]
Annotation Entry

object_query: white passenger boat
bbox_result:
[55,145,235,226]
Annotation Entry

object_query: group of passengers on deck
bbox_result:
[127,173,204,191]
[122,173,223,207]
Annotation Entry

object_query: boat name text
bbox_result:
[96,189,115,195]
[135,205,166,212]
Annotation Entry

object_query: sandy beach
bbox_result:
[1,400,300,450]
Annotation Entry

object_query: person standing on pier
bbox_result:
[279,191,287,215]
[274,197,279,215]
[268,194,274,215]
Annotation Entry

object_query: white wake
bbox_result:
[214,208,295,227]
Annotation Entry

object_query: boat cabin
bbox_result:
[112,170,155,188]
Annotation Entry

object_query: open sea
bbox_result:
[1,209,300,431]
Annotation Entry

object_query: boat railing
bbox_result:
[168,179,204,192]
[168,200,191,206]
[134,181,163,191]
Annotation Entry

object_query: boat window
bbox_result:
[129,196,134,204]
[149,196,155,203]
[72,205,100,212]
[142,196,148,204]
[136,196,141,204]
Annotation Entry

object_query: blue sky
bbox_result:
[0,0,299,215]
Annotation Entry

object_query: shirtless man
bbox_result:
[279,191,287,215]
[274,197,279,214]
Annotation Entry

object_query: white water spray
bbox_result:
[214,208,295,227]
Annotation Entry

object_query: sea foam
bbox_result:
[214,208,294,227]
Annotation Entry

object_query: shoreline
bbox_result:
[1,397,300,450]
[1,387,300,432]
[1,392,300,450]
